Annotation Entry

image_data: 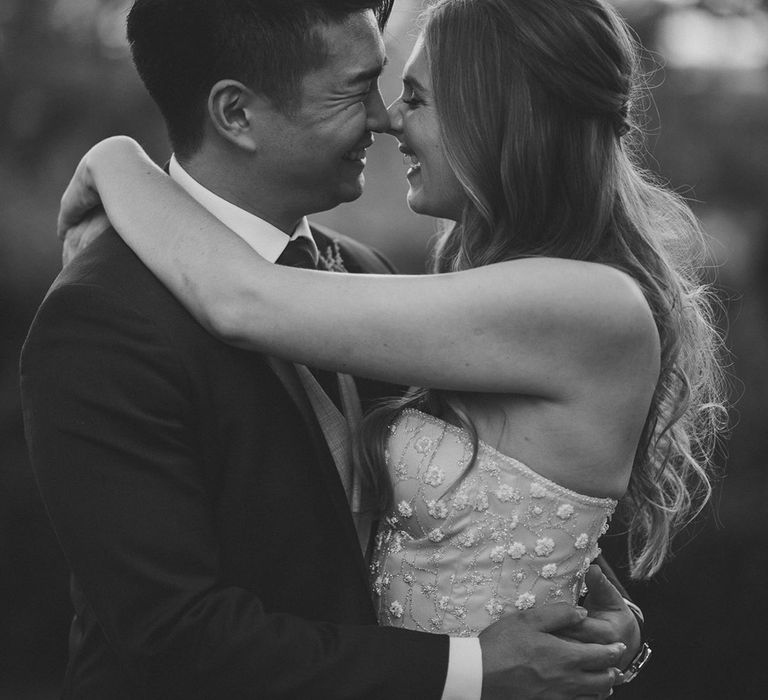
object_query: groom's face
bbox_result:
[258,11,389,215]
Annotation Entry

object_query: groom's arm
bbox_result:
[20,281,450,699]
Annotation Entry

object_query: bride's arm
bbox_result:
[60,137,656,394]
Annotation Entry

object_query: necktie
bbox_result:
[275,235,319,269]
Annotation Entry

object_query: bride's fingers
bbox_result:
[62,207,110,266]
[57,154,102,240]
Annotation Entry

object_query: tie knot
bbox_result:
[276,236,319,269]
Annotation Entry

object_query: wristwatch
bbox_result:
[617,641,652,684]
[617,598,652,684]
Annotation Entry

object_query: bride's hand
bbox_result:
[57,136,144,246]
[61,205,111,266]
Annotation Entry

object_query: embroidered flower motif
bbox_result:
[495,484,519,503]
[512,570,526,584]
[403,573,414,585]
[532,505,544,516]
[422,583,437,596]
[530,482,547,499]
[490,546,506,564]
[428,528,445,543]
[458,529,481,548]
[556,504,575,520]
[451,490,471,510]
[414,436,434,454]
[485,599,505,616]
[390,534,404,554]
[515,592,536,610]
[474,489,490,512]
[453,606,467,620]
[397,501,413,518]
[373,576,383,595]
[508,542,526,559]
[394,463,408,481]
[438,596,451,611]
[384,448,391,466]
[480,459,501,476]
[423,465,446,487]
[389,600,404,619]
[574,533,590,550]
[535,537,555,557]
[426,499,449,520]
[541,563,557,579]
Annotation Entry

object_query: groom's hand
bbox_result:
[478,603,624,700]
[561,565,641,670]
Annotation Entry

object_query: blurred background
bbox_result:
[1,0,767,697]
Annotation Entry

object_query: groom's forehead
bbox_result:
[304,12,387,82]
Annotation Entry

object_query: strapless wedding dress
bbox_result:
[370,409,617,636]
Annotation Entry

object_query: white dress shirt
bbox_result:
[168,156,482,700]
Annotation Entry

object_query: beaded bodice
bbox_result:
[370,409,617,636]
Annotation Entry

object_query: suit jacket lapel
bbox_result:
[264,357,373,591]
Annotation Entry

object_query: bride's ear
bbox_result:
[207,79,272,153]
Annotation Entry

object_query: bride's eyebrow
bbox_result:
[402,75,427,93]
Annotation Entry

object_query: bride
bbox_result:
[59,0,723,642]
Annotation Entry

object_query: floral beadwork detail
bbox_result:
[371,409,617,636]
[426,499,449,520]
[515,592,536,610]
[397,501,413,518]
[428,528,445,543]
[414,436,434,454]
[541,564,558,579]
[535,538,556,557]
[423,465,446,487]
[574,533,590,550]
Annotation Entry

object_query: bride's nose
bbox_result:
[386,98,403,137]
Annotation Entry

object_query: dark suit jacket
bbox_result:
[21,225,448,699]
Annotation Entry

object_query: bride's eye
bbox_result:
[401,89,423,108]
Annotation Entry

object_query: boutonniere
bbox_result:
[318,240,347,272]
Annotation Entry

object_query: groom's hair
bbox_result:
[127,0,393,159]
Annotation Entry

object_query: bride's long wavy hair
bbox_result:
[356,0,727,579]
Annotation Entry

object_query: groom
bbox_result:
[22,1,640,698]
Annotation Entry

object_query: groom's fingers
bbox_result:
[568,667,620,697]
[558,616,616,644]
[572,640,627,671]
[530,601,591,632]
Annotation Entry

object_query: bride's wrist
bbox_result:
[89,136,147,181]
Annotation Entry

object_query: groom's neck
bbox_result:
[179,151,304,235]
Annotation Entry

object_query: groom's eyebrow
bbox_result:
[347,56,388,85]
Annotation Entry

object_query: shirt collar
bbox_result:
[168,155,314,263]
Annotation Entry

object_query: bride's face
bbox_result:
[387,37,465,221]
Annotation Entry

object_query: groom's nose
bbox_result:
[365,87,391,133]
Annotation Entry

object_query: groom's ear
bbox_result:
[207,79,273,153]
